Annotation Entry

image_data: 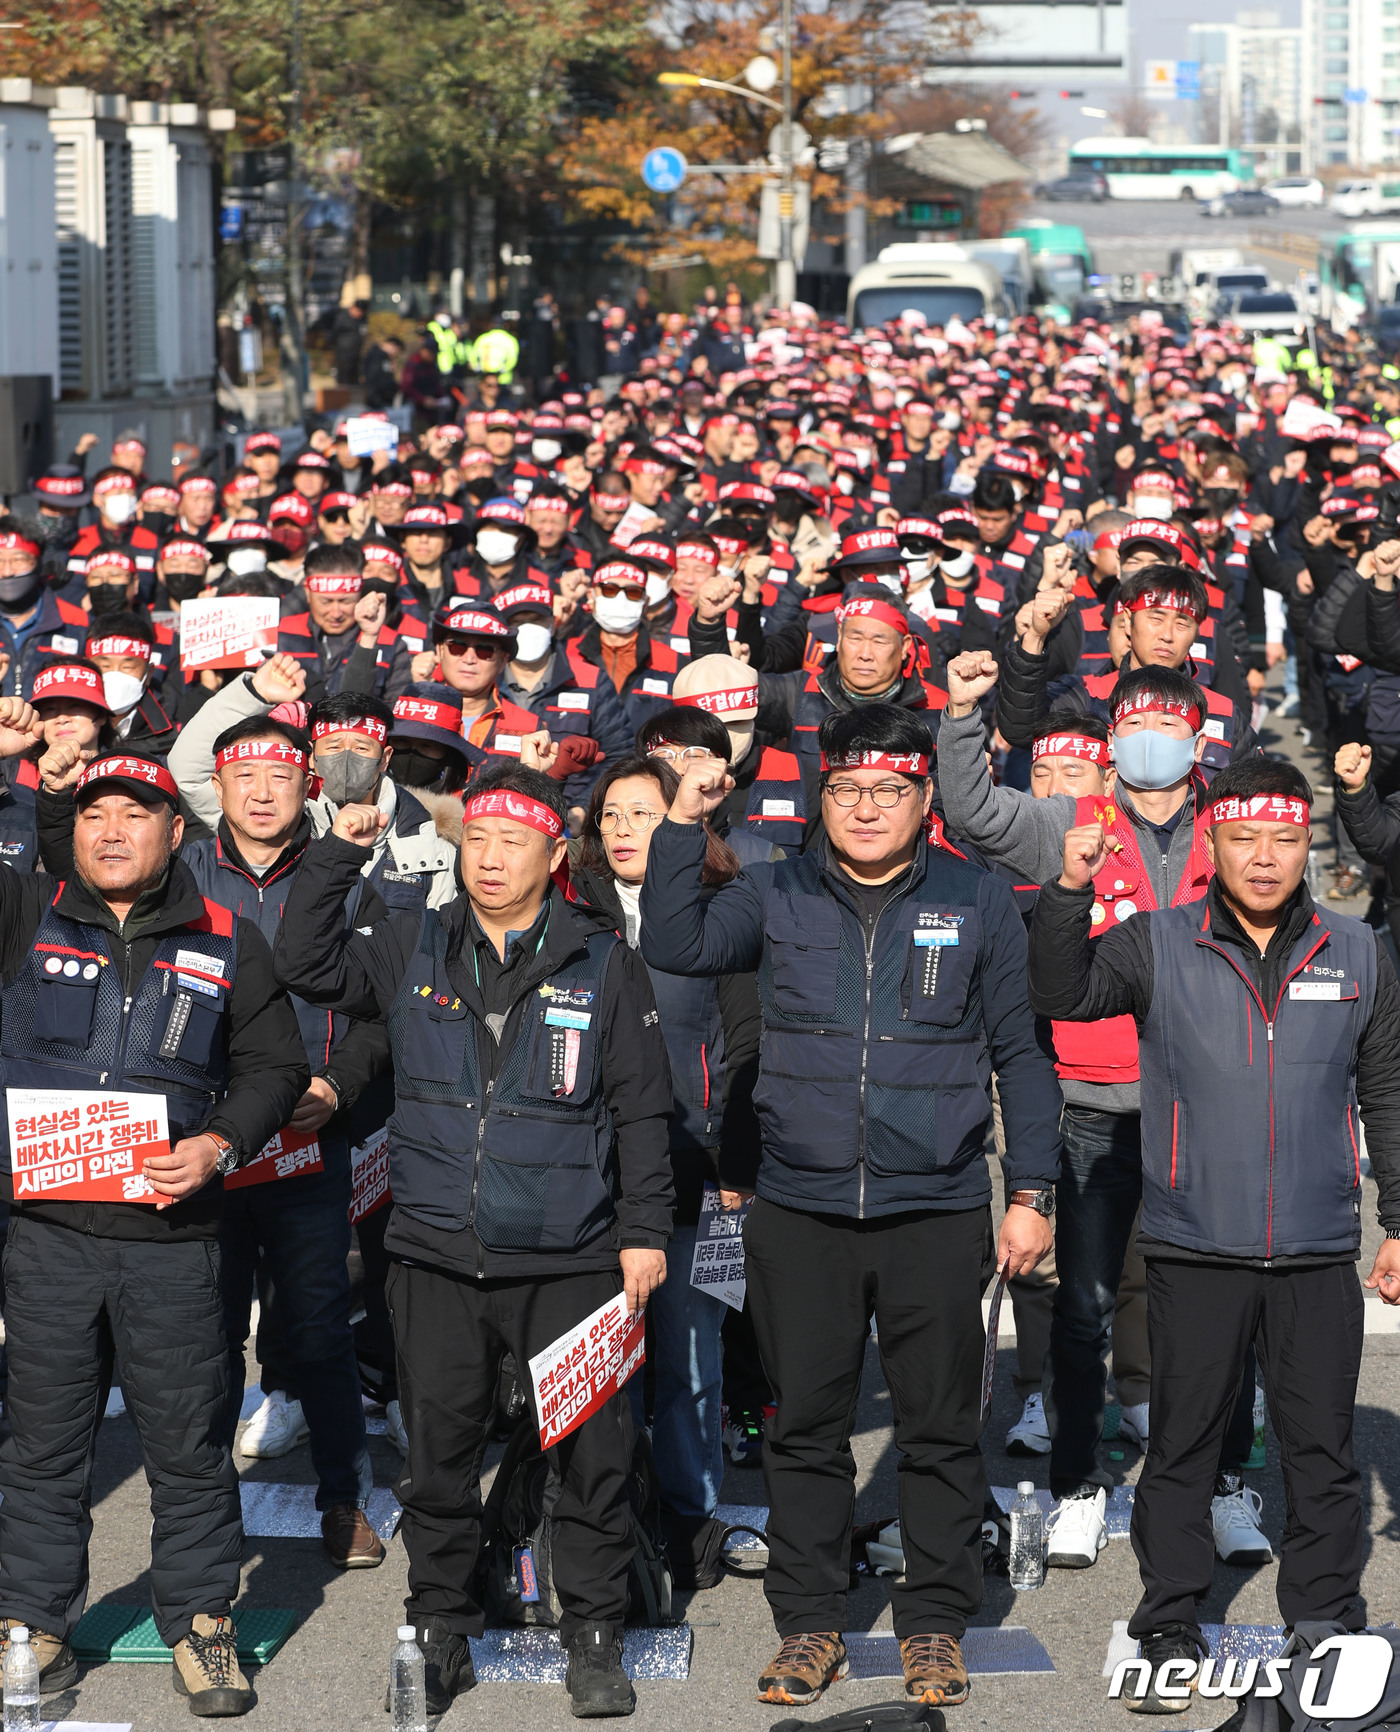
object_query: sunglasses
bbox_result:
[320,510,350,524]
[595,581,646,601]
[440,636,502,657]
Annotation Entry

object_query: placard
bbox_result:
[224,1125,324,1189]
[1279,399,1340,441]
[528,1292,646,1450]
[179,596,281,671]
[6,1089,168,1203]
[689,1183,751,1311]
[981,1261,1009,1423]
[343,416,400,459]
[349,1126,390,1222]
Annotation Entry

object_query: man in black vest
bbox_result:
[272,762,674,1720]
[1030,754,1400,1713]
[0,753,307,1717]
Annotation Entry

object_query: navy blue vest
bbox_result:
[384,908,621,1252]
[742,746,808,852]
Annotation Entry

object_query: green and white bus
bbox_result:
[1068,137,1246,201]
[1318,229,1400,329]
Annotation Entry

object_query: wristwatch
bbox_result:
[208,1132,239,1177]
[1009,1188,1056,1219]
[1385,1225,1400,1240]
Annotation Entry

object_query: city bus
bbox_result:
[1006,223,1096,307]
[1068,138,1246,201]
[1317,229,1400,329]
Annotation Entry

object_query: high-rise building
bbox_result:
[1300,0,1398,167]
[1188,13,1304,171]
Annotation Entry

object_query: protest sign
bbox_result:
[7,1088,168,1203]
[343,416,400,459]
[689,1183,751,1311]
[349,1126,390,1222]
[528,1292,646,1450]
[179,596,281,671]
[224,1125,324,1189]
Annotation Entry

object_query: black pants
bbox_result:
[743,1199,994,1640]
[353,1205,397,1404]
[385,1259,635,1644]
[0,1216,241,1646]
[1129,1258,1365,1646]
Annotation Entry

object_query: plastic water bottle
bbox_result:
[3,1625,40,1731]
[1009,1483,1045,1591]
[390,1625,426,1732]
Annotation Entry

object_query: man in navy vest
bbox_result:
[641,704,1063,1713]
[271,762,674,1720]
[1030,755,1400,1713]
[0,753,307,1716]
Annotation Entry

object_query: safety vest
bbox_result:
[429,318,457,377]
[471,329,519,383]
[742,747,809,851]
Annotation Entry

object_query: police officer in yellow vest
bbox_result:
[469,318,519,388]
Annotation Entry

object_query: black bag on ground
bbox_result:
[1216,1623,1400,1732]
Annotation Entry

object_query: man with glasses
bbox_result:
[429,600,539,770]
[314,491,361,549]
[641,703,1062,1714]
[568,558,685,732]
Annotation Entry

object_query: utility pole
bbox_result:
[282,0,308,423]
[776,0,796,309]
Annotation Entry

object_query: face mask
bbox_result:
[102,670,146,715]
[645,571,672,607]
[835,472,855,496]
[0,571,41,607]
[1205,487,1240,515]
[1131,494,1173,520]
[227,548,267,576]
[591,591,646,633]
[102,494,137,525]
[316,749,382,806]
[1111,729,1198,790]
[36,512,79,548]
[476,529,520,566]
[391,747,461,793]
[531,438,562,463]
[904,555,931,584]
[88,582,130,616]
[941,548,975,578]
[875,570,905,594]
[142,511,174,538]
[895,390,914,408]
[162,568,207,602]
[939,410,962,430]
[513,621,554,663]
[851,446,873,469]
[726,719,755,762]
[361,578,398,603]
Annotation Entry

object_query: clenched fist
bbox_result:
[1060,821,1109,891]
[945,651,1000,718]
[1336,742,1372,792]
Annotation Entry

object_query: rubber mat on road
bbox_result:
[1104,1620,1289,1676]
[468,1625,693,1681]
[845,1628,1054,1677]
[717,1502,769,1552]
[993,1483,1135,1537]
[71,1605,295,1664]
[238,1481,400,1543]
[37,1723,134,1730]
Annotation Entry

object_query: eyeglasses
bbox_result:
[598,805,665,834]
[320,510,350,524]
[649,745,716,764]
[595,581,646,601]
[440,636,501,657]
[824,781,918,808]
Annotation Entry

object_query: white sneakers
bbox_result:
[1045,1486,1108,1569]
[1211,1486,1273,1565]
[1118,1402,1150,1450]
[385,1399,409,1456]
[1006,1392,1051,1456]
[237,1390,309,1459]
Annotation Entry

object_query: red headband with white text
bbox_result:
[462,788,563,838]
[1208,793,1310,828]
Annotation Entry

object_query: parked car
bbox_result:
[1263,176,1326,208]
[1203,188,1280,218]
[1218,289,1304,336]
[1036,172,1108,203]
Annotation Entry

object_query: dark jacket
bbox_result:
[271,834,674,1279]
[0,857,308,1238]
[640,819,1062,1218]
[1028,875,1400,1261]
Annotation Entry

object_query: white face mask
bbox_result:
[102,670,146,715]
[939,410,962,431]
[875,570,906,594]
[103,493,137,525]
[904,554,932,584]
[531,438,562,463]
[851,446,873,469]
[227,548,268,576]
[941,548,975,578]
[835,472,855,496]
[513,621,553,663]
[591,590,646,633]
[476,528,520,566]
[645,571,672,607]
[895,389,914,408]
[1131,494,1173,520]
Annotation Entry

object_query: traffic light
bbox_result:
[1059,89,1086,99]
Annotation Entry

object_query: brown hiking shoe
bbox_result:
[0,1619,77,1697]
[756,1632,848,1705]
[321,1503,386,1569]
[901,1632,971,1706]
[171,1614,251,1717]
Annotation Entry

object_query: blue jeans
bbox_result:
[629,1225,726,1519]
[219,1158,370,1510]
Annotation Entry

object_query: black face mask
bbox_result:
[161,568,207,601]
[0,572,42,609]
[1204,487,1240,516]
[87,583,130,616]
[391,747,466,794]
[36,512,80,549]
[142,511,175,538]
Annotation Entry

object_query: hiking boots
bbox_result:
[321,1504,386,1569]
[901,1632,971,1706]
[565,1621,635,1718]
[0,1619,77,1697]
[171,1615,251,1717]
[756,1631,849,1705]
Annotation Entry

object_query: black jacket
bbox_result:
[272,834,675,1278]
[0,858,308,1238]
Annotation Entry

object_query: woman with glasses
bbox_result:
[574,754,761,1592]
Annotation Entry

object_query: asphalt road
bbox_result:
[32,686,1400,1732]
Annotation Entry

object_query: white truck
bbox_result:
[846,243,1007,331]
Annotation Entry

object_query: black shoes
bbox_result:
[565,1621,635,1719]
[382,1620,475,1717]
[1124,1624,1205,1715]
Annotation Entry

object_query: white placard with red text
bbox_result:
[528,1292,645,1450]
[349,1127,390,1222]
[224,1125,324,1189]
[6,1089,168,1204]
[179,596,281,671]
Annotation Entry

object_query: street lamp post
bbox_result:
[776,0,796,310]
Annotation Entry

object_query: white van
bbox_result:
[846,244,1007,331]
[1331,179,1400,218]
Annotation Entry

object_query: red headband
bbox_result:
[32,664,105,706]
[393,695,463,731]
[363,546,404,573]
[622,458,667,476]
[1208,793,1310,829]
[160,539,209,564]
[676,541,719,567]
[1032,732,1110,766]
[86,636,151,662]
[1111,688,1202,729]
[1123,587,1205,622]
[86,552,135,578]
[495,583,553,613]
[375,481,413,498]
[463,788,563,839]
[528,494,570,514]
[311,715,388,745]
[93,476,136,499]
[439,608,510,639]
[77,755,177,800]
[593,492,631,511]
[0,531,39,558]
[836,596,908,634]
[180,476,217,495]
[215,738,309,772]
[305,573,363,595]
[820,749,929,775]
[675,686,758,716]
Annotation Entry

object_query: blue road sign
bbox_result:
[1345,87,1369,104]
[219,204,244,241]
[641,147,688,193]
[1175,60,1200,100]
